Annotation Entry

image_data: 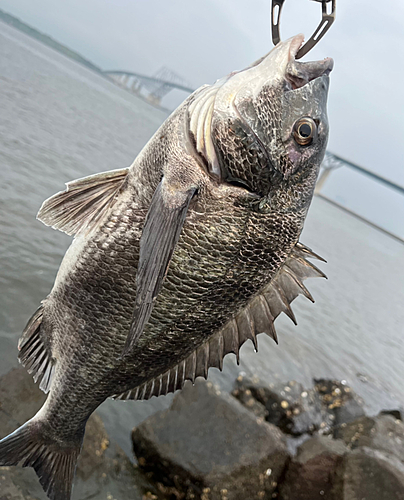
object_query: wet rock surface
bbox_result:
[232,377,320,435]
[0,368,46,436]
[314,379,365,428]
[132,379,289,500]
[332,447,404,500]
[278,435,347,500]
[334,413,404,461]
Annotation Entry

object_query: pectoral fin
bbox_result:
[123,179,197,355]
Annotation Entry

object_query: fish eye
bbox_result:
[293,117,317,146]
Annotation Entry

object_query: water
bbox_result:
[1,20,404,459]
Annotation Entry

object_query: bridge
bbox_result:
[104,67,195,108]
[315,151,404,243]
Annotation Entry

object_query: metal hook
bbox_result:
[271,0,336,59]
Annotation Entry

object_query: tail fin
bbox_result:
[0,418,83,500]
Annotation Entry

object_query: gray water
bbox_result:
[1,20,404,459]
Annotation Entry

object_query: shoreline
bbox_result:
[0,7,103,75]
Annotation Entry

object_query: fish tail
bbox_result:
[0,416,84,500]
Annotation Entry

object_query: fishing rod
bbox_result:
[271,0,336,58]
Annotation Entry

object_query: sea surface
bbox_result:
[1,20,404,459]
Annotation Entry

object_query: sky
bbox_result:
[1,0,403,191]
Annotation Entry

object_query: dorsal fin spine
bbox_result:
[244,306,258,351]
[273,282,298,325]
[140,383,147,400]
[258,295,279,343]
[168,368,177,393]
[283,267,315,302]
[217,332,224,371]
[293,257,327,279]
[203,343,209,378]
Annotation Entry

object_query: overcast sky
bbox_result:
[1,0,403,187]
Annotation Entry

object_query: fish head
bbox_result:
[189,34,333,200]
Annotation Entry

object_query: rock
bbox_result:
[285,434,312,457]
[0,467,48,500]
[0,367,46,436]
[0,469,38,500]
[291,390,332,436]
[233,376,334,436]
[278,435,347,500]
[332,447,404,499]
[0,367,154,500]
[334,414,404,462]
[332,398,365,427]
[231,377,268,420]
[380,409,403,421]
[132,379,289,500]
[314,379,365,427]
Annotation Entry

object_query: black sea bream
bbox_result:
[0,34,333,500]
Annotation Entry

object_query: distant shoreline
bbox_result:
[0,8,103,74]
[0,8,172,113]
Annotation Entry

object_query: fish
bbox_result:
[0,34,332,500]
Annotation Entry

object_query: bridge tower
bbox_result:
[104,67,194,109]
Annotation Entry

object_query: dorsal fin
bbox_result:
[112,242,326,402]
[37,168,129,236]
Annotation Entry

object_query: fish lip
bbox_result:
[285,63,333,92]
[285,35,334,91]
[288,33,306,62]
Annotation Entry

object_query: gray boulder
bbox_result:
[279,435,347,500]
[0,368,48,500]
[334,413,404,462]
[132,379,289,500]
[332,447,404,499]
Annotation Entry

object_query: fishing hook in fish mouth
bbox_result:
[271,0,336,59]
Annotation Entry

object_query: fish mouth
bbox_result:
[285,34,334,91]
